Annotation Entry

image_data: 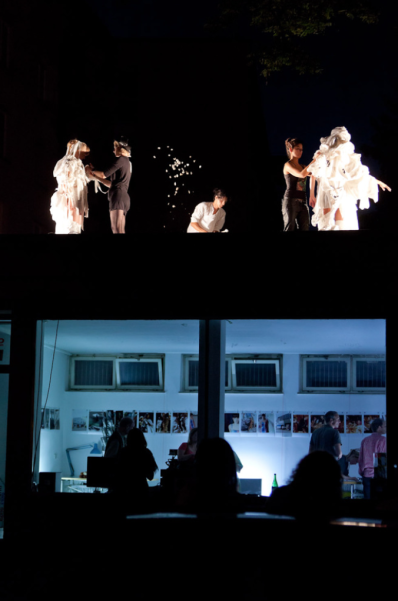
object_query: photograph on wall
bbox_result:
[89,411,106,432]
[41,408,49,429]
[275,412,292,435]
[50,409,60,430]
[241,412,257,433]
[123,410,137,429]
[115,411,124,429]
[346,414,363,434]
[293,414,309,434]
[72,409,88,432]
[139,412,155,433]
[257,412,275,434]
[310,414,325,433]
[106,410,115,424]
[172,412,188,434]
[364,414,380,434]
[224,413,240,433]
[189,412,198,430]
[156,412,171,433]
[337,414,345,435]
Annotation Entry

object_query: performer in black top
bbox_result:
[282,138,319,231]
[92,139,132,234]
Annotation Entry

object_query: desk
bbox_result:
[61,477,106,493]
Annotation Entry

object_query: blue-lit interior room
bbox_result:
[37,319,386,496]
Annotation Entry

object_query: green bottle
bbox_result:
[271,473,278,494]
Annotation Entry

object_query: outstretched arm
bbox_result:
[91,170,111,188]
[376,179,391,192]
[285,153,320,179]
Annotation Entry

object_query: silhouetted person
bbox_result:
[309,411,342,459]
[338,448,360,480]
[105,416,134,459]
[114,428,158,512]
[267,451,342,522]
[194,437,243,513]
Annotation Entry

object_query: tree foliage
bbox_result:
[208,0,378,76]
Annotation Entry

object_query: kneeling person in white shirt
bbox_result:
[187,188,228,233]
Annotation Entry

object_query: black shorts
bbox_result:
[108,188,130,215]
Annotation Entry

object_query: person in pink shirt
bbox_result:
[178,428,198,462]
[358,418,386,499]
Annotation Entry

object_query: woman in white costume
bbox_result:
[308,127,391,230]
[187,188,227,233]
[50,139,92,234]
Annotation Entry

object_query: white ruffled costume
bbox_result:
[310,127,378,230]
[50,141,91,234]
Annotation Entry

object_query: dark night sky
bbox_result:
[58,1,398,232]
[86,0,396,157]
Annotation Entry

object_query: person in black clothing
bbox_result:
[282,138,319,231]
[92,139,132,234]
[105,416,134,459]
[115,428,158,511]
[309,411,342,459]
[267,451,342,522]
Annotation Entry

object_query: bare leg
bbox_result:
[323,207,343,227]
[110,210,125,234]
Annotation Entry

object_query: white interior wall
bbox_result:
[39,346,66,474]
[39,320,386,494]
[225,352,384,493]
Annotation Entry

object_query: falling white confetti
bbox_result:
[153,144,203,225]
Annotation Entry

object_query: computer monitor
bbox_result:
[87,456,117,488]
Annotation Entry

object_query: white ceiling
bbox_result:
[43,319,386,355]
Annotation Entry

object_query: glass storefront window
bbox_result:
[36,320,199,492]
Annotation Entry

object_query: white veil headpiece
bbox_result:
[66,140,84,158]
[317,126,355,156]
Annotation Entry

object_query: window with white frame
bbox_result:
[70,355,164,391]
[70,357,115,390]
[231,358,281,391]
[116,357,164,390]
[182,355,282,392]
[301,355,385,393]
[183,356,231,391]
[353,356,386,391]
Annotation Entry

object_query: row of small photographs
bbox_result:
[41,408,60,430]
[71,410,384,435]
[225,412,385,435]
[72,410,199,434]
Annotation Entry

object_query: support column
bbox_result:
[198,320,226,443]
[386,315,398,497]
[4,317,38,537]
